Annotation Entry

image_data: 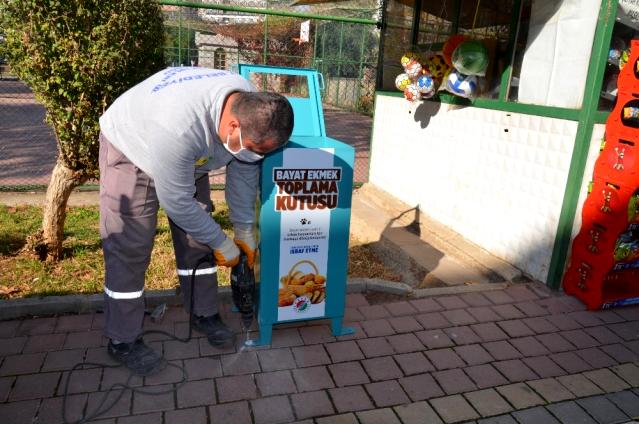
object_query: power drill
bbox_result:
[230,252,256,329]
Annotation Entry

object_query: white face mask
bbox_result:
[224,127,264,162]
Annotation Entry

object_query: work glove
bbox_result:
[213,236,240,268]
[234,227,257,269]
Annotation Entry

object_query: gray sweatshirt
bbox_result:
[99,67,257,250]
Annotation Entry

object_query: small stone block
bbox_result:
[464,389,513,417]
[527,378,575,403]
[388,316,423,333]
[511,406,560,424]
[9,372,60,402]
[607,390,639,417]
[293,366,335,392]
[256,370,297,396]
[546,401,597,424]
[386,333,425,353]
[464,365,509,389]
[209,401,252,423]
[325,341,365,363]
[176,379,216,408]
[416,330,454,349]
[482,341,522,361]
[454,345,493,366]
[394,352,435,375]
[365,380,409,407]
[329,361,370,387]
[221,351,261,376]
[576,395,628,424]
[291,345,331,367]
[398,373,445,401]
[361,356,403,381]
[394,401,443,424]
[165,408,207,424]
[556,374,604,398]
[433,369,477,395]
[216,374,257,403]
[356,337,394,358]
[316,413,359,424]
[360,319,395,337]
[470,323,508,342]
[583,368,630,392]
[496,383,544,409]
[357,408,401,424]
[251,395,295,424]
[493,360,538,383]
[611,363,639,387]
[132,384,175,414]
[430,395,480,423]
[329,386,375,413]
[256,348,297,372]
[291,390,335,420]
[521,356,566,379]
[497,320,534,338]
[425,348,465,370]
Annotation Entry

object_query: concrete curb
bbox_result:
[0,279,515,320]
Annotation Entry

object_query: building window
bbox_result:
[214,48,226,70]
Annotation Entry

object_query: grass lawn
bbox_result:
[0,204,399,299]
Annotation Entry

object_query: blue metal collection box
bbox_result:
[238,64,356,346]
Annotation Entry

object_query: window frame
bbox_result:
[214,47,227,70]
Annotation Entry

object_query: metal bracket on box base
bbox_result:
[245,323,273,347]
[331,317,355,337]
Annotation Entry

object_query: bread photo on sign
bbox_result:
[278,260,326,307]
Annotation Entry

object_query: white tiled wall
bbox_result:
[369,95,584,283]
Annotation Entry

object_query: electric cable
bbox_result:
[61,255,211,424]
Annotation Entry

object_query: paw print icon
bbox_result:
[300,218,311,225]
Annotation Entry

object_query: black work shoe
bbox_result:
[107,338,167,376]
[192,313,235,346]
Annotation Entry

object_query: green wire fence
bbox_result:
[0,0,379,190]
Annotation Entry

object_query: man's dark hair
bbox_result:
[232,92,294,147]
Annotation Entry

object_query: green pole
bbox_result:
[335,22,345,108]
[452,0,461,34]
[499,0,522,101]
[410,0,422,47]
[356,28,367,111]
[263,0,268,64]
[313,20,319,68]
[322,22,327,98]
[187,18,191,65]
[178,6,182,65]
[546,0,618,289]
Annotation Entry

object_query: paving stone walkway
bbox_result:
[1,283,638,423]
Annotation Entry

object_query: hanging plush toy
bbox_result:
[424,54,450,80]
[401,52,420,68]
[405,61,423,79]
[404,83,421,102]
[452,40,489,76]
[416,74,435,98]
[442,35,467,67]
[395,73,412,91]
[445,70,478,99]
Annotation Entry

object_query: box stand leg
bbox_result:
[246,322,272,347]
[331,317,355,337]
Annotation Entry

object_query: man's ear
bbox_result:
[227,119,241,136]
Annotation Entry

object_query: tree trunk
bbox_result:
[40,159,88,262]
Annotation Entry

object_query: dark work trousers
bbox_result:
[99,133,218,343]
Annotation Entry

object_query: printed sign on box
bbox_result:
[275,148,340,321]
